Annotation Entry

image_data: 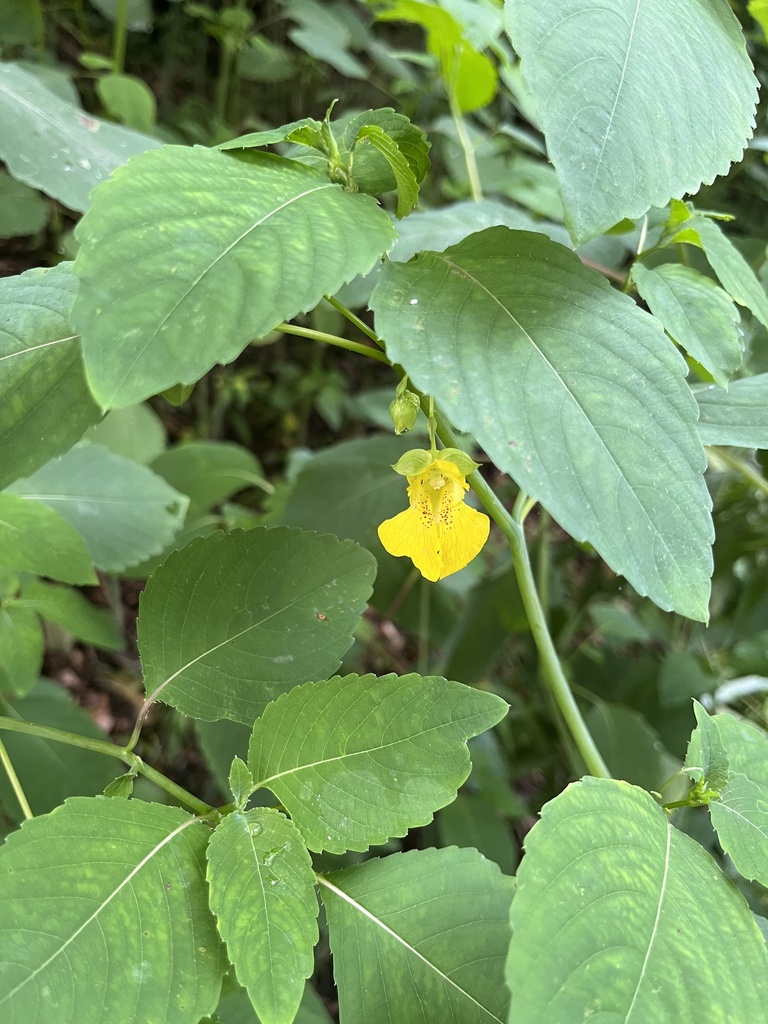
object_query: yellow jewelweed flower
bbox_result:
[378,450,490,582]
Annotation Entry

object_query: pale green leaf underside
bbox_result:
[0,797,224,1024]
[138,528,377,725]
[207,808,318,1024]
[706,713,768,885]
[507,777,768,1023]
[321,847,514,1024]
[694,374,768,448]
[0,61,161,214]
[711,774,768,886]
[0,263,100,490]
[631,263,742,388]
[7,441,189,572]
[248,672,508,853]
[505,0,758,243]
[371,228,713,620]
[72,146,396,407]
[0,492,96,585]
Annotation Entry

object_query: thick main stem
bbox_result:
[433,412,611,780]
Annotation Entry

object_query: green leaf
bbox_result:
[695,374,768,448]
[698,713,768,884]
[217,118,321,151]
[228,756,253,807]
[320,847,514,1024]
[685,700,730,790]
[0,263,101,490]
[83,404,166,464]
[18,578,123,650]
[0,603,43,697]
[7,442,189,572]
[248,672,508,853]
[0,681,117,820]
[138,528,377,724]
[151,440,267,515]
[711,774,768,886]
[339,108,431,195]
[507,777,768,1023]
[282,435,413,549]
[671,216,768,328]
[0,61,161,214]
[96,73,156,133]
[505,0,758,244]
[354,125,419,218]
[377,1,497,113]
[207,808,319,1024]
[371,228,713,620]
[284,1,366,79]
[72,146,396,408]
[631,263,743,388]
[0,170,48,238]
[389,198,551,264]
[713,712,768,782]
[0,797,225,1023]
[0,493,96,585]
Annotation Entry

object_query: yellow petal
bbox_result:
[378,507,443,581]
[438,501,490,579]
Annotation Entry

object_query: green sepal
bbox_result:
[392,449,435,476]
[438,448,481,475]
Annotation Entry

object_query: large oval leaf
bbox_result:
[138,528,377,724]
[507,777,768,1022]
[72,146,396,407]
[207,808,318,1024]
[248,672,508,853]
[505,0,758,243]
[371,228,713,620]
[0,797,225,1024]
[320,847,514,1024]
[0,263,100,489]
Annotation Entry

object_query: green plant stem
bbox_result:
[275,323,391,364]
[433,410,611,780]
[709,446,768,498]
[0,736,33,819]
[447,87,482,202]
[0,716,213,815]
[324,295,381,345]
[214,43,236,126]
[112,0,129,73]
[31,0,45,55]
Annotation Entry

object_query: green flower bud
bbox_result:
[389,389,420,435]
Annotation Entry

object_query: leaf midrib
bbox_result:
[0,816,198,1007]
[317,875,504,1023]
